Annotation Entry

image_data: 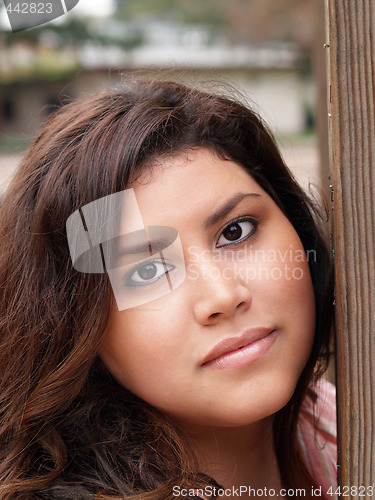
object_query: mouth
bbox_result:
[201,327,277,370]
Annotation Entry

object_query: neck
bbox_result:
[181,416,283,498]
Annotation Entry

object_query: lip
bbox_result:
[201,327,277,370]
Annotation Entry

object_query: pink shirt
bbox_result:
[297,379,337,494]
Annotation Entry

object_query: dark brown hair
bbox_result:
[0,79,333,499]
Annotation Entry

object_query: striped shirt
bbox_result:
[297,379,337,495]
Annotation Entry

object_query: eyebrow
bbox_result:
[116,238,170,258]
[204,192,262,229]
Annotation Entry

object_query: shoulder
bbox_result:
[297,379,337,492]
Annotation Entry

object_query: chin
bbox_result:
[228,380,300,427]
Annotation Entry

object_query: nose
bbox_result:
[190,256,252,326]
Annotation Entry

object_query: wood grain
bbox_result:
[314,0,330,200]
[327,0,375,493]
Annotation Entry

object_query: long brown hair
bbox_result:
[0,79,333,499]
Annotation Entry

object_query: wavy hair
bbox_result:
[0,79,334,499]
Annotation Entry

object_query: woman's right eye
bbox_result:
[125,260,175,287]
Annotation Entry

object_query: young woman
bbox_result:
[0,79,336,499]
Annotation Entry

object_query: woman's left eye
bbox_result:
[216,218,258,248]
[125,260,175,287]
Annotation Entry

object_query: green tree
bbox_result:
[113,0,226,28]
[113,0,315,50]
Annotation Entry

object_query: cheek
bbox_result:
[238,224,316,349]
[237,240,314,302]
[267,245,316,368]
[277,260,316,359]
[99,306,188,400]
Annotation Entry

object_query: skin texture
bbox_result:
[100,148,316,432]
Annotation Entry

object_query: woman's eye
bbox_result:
[216,219,258,248]
[125,260,175,286]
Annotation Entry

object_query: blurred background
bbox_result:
[0,0,329,194]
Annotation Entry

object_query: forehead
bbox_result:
[130,148,264,227]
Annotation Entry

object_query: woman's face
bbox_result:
[100,148,316,428]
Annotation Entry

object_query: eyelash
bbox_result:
[124,259,175,288]
[216,216,259,248]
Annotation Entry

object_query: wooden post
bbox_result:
[314,0,330,200]
[327,0,375,493]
